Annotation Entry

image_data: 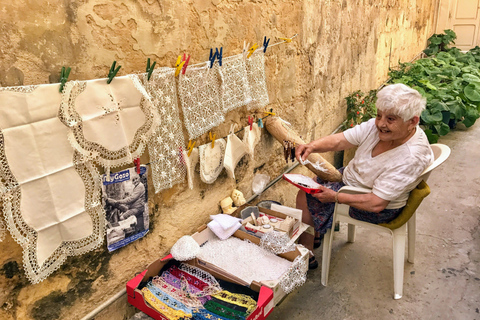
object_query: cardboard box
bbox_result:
[126,253,275,320]
[192,226,310,305]
[242,205,313,243]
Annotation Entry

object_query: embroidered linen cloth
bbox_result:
[246,50,269,109]
[178,62,225,140]
[0,84,104,284]
[59,75,159,172]
[141,68,187,193]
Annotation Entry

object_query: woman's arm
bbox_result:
[312,185,390,213]
[295,132,356,162]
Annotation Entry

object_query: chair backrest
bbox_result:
[419,143,451,182]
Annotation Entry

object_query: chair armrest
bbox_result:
[338,186,372,195]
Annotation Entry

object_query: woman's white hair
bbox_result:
[376,83,426,121]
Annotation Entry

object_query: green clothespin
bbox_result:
[107,61,121,84]
[146,58,156,81]
[59,66,71,93]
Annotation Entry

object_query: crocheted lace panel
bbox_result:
[0,84,105,284]
[219,54,252,113]
[246,49,269,110]
[178,62,225,140]
[59,75,159,170]
[141,68,186,193]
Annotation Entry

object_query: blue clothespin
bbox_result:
[258,118,264,128]
[263,36,270,53]
[216,47,223,66]
[209,48,217,68]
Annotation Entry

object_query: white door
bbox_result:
[436,0,480,50]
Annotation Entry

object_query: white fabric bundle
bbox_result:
[207,214,242,240]
[170,235,201,261]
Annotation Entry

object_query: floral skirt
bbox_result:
[305,168,403,235]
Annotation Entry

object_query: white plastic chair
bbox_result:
[321,143,451,299]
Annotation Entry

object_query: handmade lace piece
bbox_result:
[219,54,252,113]
[197,237,292,284]
[278,254,308,294]
[224,126,247,180]
[158,272,211,305]
[59,75,159,171]
[212,290,256,313]
[141,287,192,320]
[259,231,296,254]
[141,69,187,193]
[152,276,205,308]
[210,297,249,313]
[178,262,221,289]
[199,139,226,184]
[204,300,247,320]
[170,235,200,261]
[243,123,261,156]
[0,84,105,284]
[193,308,233,320]
[146,282,193,314]
[245,50,269,110]
[183,148,198,190]
[178,62,225,140]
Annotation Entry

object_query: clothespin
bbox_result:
[209,48,217,68]
[279,36,293,43]
[263,36,270,53]
[264,109,276,116]
[248,116,253,130]
[107,61,121,84]
[59,66,71,93]
[209,132,216,148]
[257,117,264,128]
[133,158,141,174]
[247,43,258,59]
[216,47,223,66]
[182,54,191,75]
[187,140,196,157]
[175,55,186,77]
[146,58,157,81]
[243,41,250,59]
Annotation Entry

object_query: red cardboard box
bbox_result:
[126,255,275,320]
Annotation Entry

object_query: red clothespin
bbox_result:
[248,116,253,130]
[134,158,141,174]
[182,54,191,75]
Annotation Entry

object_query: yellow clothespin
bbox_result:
[209,132,216,148]
[175,55,186,77]
[247,43,258,59]
[279,36,293,43]
[187,140,196,157]
[264,110,276,116]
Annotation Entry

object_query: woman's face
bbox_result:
[375,110,414,143]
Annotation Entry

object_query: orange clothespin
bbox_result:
[134,158,141,174]
[187,140,196,157]
[247,43,258,59]
[248,115,253,130]
[182,54,191,75]
[209,132,216,148]
[175,55,186,77]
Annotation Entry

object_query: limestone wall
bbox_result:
[0,1,436,319]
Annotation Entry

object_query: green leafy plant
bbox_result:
[423,29,457,56]
[342,90,377,131]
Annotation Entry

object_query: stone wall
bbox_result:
[0,0,436,319]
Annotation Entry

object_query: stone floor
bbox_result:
[130,120,480,320]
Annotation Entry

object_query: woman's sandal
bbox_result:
[313,234,324,249]
[309,256,318,270]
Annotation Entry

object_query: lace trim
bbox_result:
[58,75,160,170]
[152,276,205,308]
[278,254,308,294]
[204,299,248,319]
[0,85,39,93]
[211,291,257,313]
[145,282,193,315]
[141,68,187,193]
[192,308,233,320]
[219,54,252,113]
[178,263,221,289]
[141,287,191,320]
[246,50,269,110]
[178,62,225,140]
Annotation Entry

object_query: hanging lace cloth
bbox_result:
[59,75,159,173]
[178,62,225,140]
[199,139,226,184]
[183,147,198,190]
[219,54,252,113]
[0,84,105,284]
[246,49,269,110]
[140,68,187,193]
[243,122,261,156]
[223,125,247,180]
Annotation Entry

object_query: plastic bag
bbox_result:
[252,173,270,194]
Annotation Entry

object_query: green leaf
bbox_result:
[434,122,450,136]
[421,109,443,123]
[462,107,480,127]
[419,79,437,90]
[424,129,439,144]
[462,73,480,82]
[464,83,480,101]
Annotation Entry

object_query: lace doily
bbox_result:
[0,84,105,284]
[170,235,200,261]
[278,254,308,294]
[246,49,269,110]
[219,54,252,113]
[141,68,187,193]
[59,75,159,171]
[178,62,225,140]
[259,231,296,254]
[199,139,226,184]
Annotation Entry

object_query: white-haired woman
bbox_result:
[296,84,434,269]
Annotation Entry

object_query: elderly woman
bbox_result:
[296,83,434,269]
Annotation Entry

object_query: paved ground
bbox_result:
[268,121,480,320]
[130,121,480,320]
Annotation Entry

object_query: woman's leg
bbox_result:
[296,190,315,252]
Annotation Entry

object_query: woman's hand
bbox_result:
[295,143,315,162]
[311,185,337,203]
